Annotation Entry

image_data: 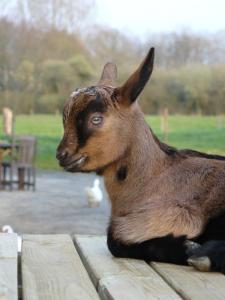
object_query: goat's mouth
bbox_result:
[63,155,87,172]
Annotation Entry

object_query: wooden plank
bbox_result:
[0,233,18,300]
[74,235,181,300]
[151,262,225,300]
[98,275,180,300]
[22,234,99,300]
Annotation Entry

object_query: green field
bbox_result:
[0,114,225,169]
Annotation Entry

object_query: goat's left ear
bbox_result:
[115,47,154,104]
[98,62,117,86]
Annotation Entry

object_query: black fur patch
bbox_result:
[196,211,225,243]
[151,130,178,156]
[76,94,107,147]
[151,129,225,161]
[107,226,187,265]
[116,166,127,181]
[179,149,225,161]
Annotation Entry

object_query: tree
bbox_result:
[0,0,95,33]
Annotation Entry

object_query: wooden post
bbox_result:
[216,114,224,129]
[18,168,25,191]
[161,108,169,142]
[2,107,13,136]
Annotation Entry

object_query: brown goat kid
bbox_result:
[57,48,225,274]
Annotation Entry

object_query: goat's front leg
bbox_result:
[187,240,225,274]
[107,227,189,265]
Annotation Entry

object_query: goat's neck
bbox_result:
[103,114,168,215]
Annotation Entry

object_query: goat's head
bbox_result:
[56,48,154,172]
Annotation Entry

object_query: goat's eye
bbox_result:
[91,116,103,126]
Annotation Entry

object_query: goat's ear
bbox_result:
[115,47,154,104]
[98,62,117,86]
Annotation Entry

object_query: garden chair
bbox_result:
[1,135,37,191]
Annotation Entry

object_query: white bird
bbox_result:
[1,225,22,252]
[85,178,103,207]
[2,225,14,233]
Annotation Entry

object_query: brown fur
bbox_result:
[57,48,225,246]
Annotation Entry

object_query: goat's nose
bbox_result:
[56,150,68,161]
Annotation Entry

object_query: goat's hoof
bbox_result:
[184,240,201,250]
[187,256,211,272]
[184,240,201,256]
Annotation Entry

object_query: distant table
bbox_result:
[0,142,13,189]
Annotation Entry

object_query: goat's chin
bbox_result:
[64,167,80,173]
[62,156,87,172]
[63,157,114,174]
[65,166,98,174]
[63,160,97,173]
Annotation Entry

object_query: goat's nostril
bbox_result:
[56,150,68,161]
[61,151,68,159]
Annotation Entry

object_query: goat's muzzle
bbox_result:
[56,149,68,162]
[56,149,86,172]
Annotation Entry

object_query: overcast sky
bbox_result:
[95,0,225,37]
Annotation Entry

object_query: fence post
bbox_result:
[2,107,13,136]
[216,114,224,129]
[161,107,169,142]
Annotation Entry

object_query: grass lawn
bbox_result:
[0,114,225,170]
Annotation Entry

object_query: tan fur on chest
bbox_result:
[111,204,204,243]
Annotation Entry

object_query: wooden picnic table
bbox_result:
[0,233,225,300]
[0,141,12,189]
[0,141,12,161]
[0,141,22,190]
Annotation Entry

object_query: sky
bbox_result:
[95,0,225,37]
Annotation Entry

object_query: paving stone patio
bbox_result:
[0,171,110,235]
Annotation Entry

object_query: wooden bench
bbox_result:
[1,234,225,300]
